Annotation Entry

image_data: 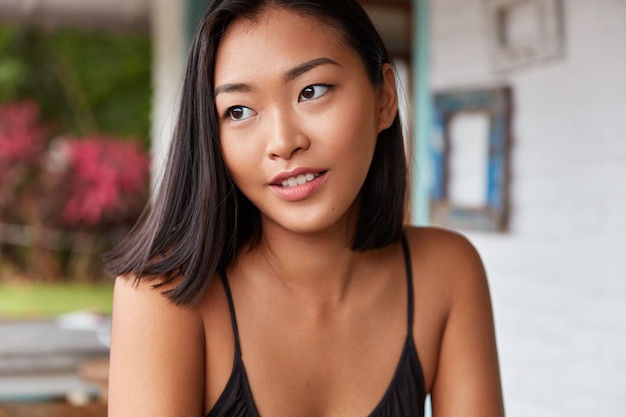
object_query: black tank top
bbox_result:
[207,236,426,417]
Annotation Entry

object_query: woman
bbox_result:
[105,1,505,416]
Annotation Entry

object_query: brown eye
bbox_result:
[226,106,254,121]
[301,86,315,100]
[231,107,243,119]
[299,85,330,102]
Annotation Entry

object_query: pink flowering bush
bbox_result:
[0,101,150,281]
[0,101,46,164]
[0,102,48,226]
[57,137,150,227]
[0,102,47,212]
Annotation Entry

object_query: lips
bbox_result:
[270,168,327,201]
[270,168,326,187]
[279,172,322,188]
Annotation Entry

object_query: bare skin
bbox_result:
[107,7,504,417]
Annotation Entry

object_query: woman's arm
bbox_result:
[107,276,205,417]
[410,228,505,417]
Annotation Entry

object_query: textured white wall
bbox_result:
[429,0,626,415]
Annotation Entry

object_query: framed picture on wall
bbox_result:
[430,86,512,232]
[487,0,565,71]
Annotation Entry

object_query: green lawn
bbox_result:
[0,281,114,318]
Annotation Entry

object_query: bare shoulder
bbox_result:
[403,225,487,296]
[108,275,205,416]
[403,225,484,267]
[111,275,205,339]
[403,226,504,416]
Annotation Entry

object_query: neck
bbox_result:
[242,220,365,304]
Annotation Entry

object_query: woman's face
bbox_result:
[214,7,397,238]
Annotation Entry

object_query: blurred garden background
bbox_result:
[1,0,625,416]
[0,23,152,317]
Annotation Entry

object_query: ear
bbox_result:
[377,63,399,133]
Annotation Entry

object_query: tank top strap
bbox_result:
[400,234,415,336]
[219,270,242,356]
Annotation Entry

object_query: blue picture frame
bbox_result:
[430,87,512,232]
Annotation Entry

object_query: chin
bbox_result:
[261,209,357,240]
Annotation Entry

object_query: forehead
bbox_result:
[214,8,356,83]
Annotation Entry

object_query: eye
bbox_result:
[225,106,255,121]
[299,85,330,102]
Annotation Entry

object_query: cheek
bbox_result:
[220,135,261,184]
[220,150,248,194]
[316,99,379,159]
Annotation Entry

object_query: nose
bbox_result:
[266,106,310,160]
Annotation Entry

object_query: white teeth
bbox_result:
[280,173,320,188]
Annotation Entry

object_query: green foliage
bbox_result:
[0,25,152,283]
[0,25,151,147]
[0,281,114,318]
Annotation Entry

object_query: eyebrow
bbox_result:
[284,57,341,82]
[214,57,341,97]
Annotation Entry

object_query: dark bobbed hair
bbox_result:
[104,0,408,306]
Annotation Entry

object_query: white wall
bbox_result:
[429,0,626,416]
